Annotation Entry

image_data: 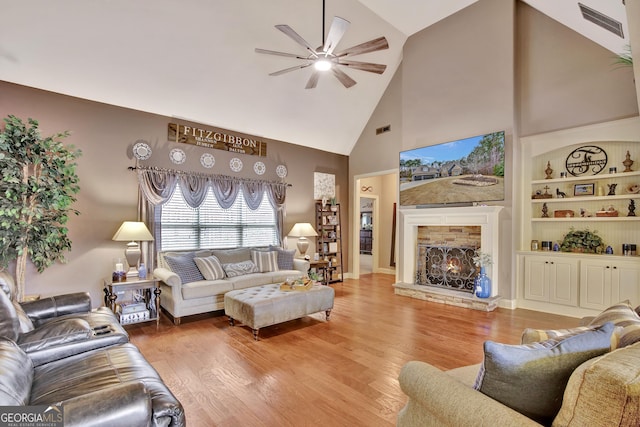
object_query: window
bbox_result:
[158,183,278,251]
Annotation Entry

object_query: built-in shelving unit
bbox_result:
[518,122,640,317]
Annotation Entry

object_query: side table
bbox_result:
[308,260,330,285]
[103,276,161,326]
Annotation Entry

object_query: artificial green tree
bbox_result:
[0,116,81,301]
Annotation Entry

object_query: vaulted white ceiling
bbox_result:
[0,1,630,155]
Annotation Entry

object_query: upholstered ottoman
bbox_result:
[224,283,334,340]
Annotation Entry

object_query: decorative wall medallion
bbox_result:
[200,153,215,168]
[169,148,186,164]
[253,161,266,175]
[276,164,288,178]
[230,157,243,172]
[565,145,607,177]
[132,142,152,160]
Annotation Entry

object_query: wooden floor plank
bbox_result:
[128,273,579,426]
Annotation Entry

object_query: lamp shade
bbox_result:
[112,221,154,242]
[288,223,318,238]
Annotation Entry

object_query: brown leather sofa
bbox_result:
[0,272,185,426]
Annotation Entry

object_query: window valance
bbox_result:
[136,166,287,210]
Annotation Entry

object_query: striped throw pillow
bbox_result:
[251,250,279,273]
[588,301,640,347]
[194,256,225,280]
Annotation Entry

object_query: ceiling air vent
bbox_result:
[578,3,624,38]
[376,125,391,135]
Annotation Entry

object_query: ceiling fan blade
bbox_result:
[332,67,357,88]
[269,63,313,76]
[334,36,389,58]
[275,24,318,56]
[255,48,308,60]
[322,16,350,55]
[305,70,320,89]
[337,60,386,74]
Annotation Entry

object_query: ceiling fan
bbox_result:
[255,0,389,89]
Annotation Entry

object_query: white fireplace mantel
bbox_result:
[397,206,503,297]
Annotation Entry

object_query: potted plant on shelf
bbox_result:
[330,197,338,212]
[560,227,604,253]
[0,116,81,301]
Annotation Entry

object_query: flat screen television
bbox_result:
[399,131,505,207]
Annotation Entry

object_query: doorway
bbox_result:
[359,197,375,274]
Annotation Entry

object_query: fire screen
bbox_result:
[416,244,477,292]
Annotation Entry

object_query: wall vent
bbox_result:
[376,125,391,135]
[578,3,624,38]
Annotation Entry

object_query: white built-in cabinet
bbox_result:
[524,255,578,306]
[580,259,640,310]
[518,118,640,317]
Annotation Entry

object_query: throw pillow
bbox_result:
[251,250,279,273]
[521,325,622,350]
[474,322,615,425]
[165,252,205,284]
[587,301,640,348]
[223,260,259,278]
[269,245,296,270]
[194,256,225,280]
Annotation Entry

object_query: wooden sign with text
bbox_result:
[168,123,267,157]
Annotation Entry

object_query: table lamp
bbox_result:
[288,223,318,258]
[112,221,154,277]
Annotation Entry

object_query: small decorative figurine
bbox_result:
[545,161,553,179]
[556,188,566,198]
[623,150,634,172]
[608,183,617,196]
[629,199,636,217]
[542,202,549,218]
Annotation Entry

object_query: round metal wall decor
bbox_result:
[132,142,152,160]
[229,157,243,172]
[276,165,288,178]
[565,145,607,177]
[253,161,266,175]
[169,148,186,165]
[200,153,215,168]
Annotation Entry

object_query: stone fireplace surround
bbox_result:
[394,206,503,311]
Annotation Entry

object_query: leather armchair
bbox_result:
[0,272,128,366]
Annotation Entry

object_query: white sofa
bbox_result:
[154,247,309,325]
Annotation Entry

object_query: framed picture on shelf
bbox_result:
[574,183,595,196]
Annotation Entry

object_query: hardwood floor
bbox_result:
[127,274,580,427]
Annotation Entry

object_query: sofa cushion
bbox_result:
[474,322,615,425]
[251,250,279,273]
[552,340,640,427]
[212,248,251,264]
[165,252,204,284]
[13,301,35,333]
[181,279,234,300]
[194,256,226,280]
[586,301,640,348]
[17,318,92,353]
[223,260,259,278]
[0,337,33,406]
[269,245,296,270]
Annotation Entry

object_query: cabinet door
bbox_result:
[580,262,611,310]
[549,259,579,306]
[524,256,549,302]
[611,261,640,307]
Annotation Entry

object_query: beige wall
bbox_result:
[0,81,348,307]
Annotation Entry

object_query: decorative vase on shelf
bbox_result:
[474,267,492,298]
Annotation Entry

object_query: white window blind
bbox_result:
[159,183,278,251]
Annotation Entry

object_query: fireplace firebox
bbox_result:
[416,244,477,292]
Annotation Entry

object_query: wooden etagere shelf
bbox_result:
[315,202,343,284]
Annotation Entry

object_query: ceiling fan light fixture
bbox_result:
[314,58,332,71]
